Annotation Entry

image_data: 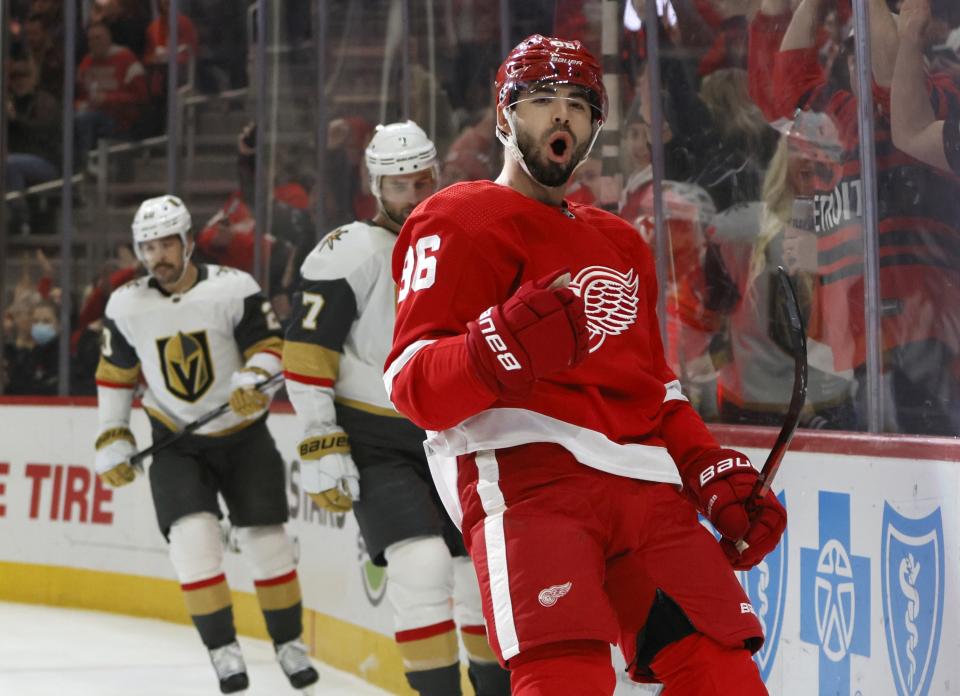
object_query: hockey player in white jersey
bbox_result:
[283,122,510,696]
[93,195,319,694]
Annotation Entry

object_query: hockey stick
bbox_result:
[735,267,807,552]
[129,371,285,470]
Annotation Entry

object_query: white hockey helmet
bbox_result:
[131,194,193,264]
[365,121,439,199]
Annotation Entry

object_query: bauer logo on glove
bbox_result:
[298,430,360,513]
[299,433,349,458]
[686,447,787,571]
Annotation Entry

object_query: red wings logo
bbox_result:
[568,266,640,352]
[538,581,573,607]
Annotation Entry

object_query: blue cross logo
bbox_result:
[800,491,870,695]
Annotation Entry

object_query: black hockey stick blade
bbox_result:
[735,267,807,551]
[128,371,284,470]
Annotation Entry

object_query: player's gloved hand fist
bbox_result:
[685,448,787,570]
[465,268,589,400]
[229,367,273,417]
[298,430,360,513]
[94,426,138,488]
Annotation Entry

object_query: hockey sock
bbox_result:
[254,569,304,646]
[181,573,237,649]
[467,659,512,696]
[396,620,461,696]
[461,624,510,696]
[509,639,615,696]
[651,633,768,696]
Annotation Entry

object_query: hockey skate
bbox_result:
[208,640,249,694]
[275,638,320,693]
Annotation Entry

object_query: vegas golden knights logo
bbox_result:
[156,331,214,402]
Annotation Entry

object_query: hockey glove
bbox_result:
[685,448,787,570]
[465,268,589,401]
[298,430,360,513]
[228,367,273,417]
[95,426,138,487]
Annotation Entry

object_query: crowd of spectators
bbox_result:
[3,0,959,436]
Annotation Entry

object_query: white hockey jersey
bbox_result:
[97,264,283,436]
[283,220,412,441]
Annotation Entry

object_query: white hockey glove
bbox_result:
[228,366,275,417]
[94,427,138,488]
[298,430,360,513]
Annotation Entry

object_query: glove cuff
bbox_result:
[96,426,135,450]
[239,365,272,381]
[299,431,350,460]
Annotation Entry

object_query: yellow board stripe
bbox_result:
[282,340,340,381]
[0,561,476,695]
[334,396,406,419]
[95,357,141,386]
[243,336,284,361]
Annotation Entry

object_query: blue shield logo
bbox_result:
[800,491,870,695]
[736,491,788,682]
[881,504,945,696]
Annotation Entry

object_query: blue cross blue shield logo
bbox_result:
[736,491,788,682]
[800,491,870,695]
[881,503,944,696]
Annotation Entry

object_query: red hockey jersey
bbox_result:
[385,181,720,522]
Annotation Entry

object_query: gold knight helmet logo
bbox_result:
[157,331,214,402]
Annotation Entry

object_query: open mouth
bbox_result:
[546,132,574,163]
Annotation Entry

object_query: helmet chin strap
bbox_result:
[497,106,603,188]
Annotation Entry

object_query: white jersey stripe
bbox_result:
[426,407,682,485]
[475,450,520,660]
[383,339,436,400]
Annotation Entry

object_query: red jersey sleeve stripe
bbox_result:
[283,370,335,388]
[95,379,137,389]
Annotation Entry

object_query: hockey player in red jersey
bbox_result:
[383,35,787,695]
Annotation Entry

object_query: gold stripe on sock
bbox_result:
[182,576,232,616]
[396,629,459,672]
[461,628,498,663]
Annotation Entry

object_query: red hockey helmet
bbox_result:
[495,35,608,124]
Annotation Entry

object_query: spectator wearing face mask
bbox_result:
[5,299,61,395]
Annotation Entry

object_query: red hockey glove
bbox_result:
[465,268,590,401]
[685,448,787,570]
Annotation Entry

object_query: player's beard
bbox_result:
[381,199,415,228]
[149,258,184,286]
[517,127,589,188]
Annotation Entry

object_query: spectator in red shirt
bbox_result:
[143,0,198,90]
[75,21,148,166]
